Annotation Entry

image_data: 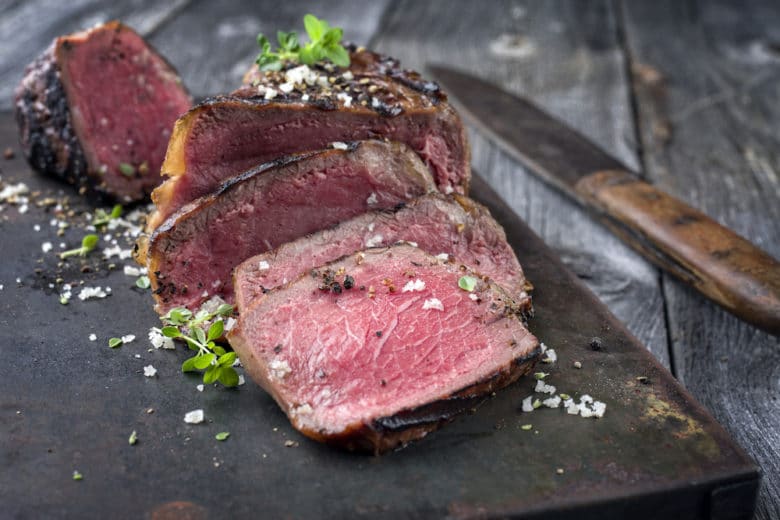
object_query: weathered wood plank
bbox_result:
[0,0,191,110]
[371,0,670,365]
[622,0,780,517]
[147,0,391,98]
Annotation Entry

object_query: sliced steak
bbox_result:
[145,46,468,230]
[234,193,532,315]
[145,140,435,314]
[15,21,191,202]
[228,244,540,453]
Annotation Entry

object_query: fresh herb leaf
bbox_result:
[215,431,230,441]
[520,424,533,431]
[60,234,99,259]
[128,430,138,445]
[118,163,135,177]
[458,275,477,292]
[135,275,150,289]
[92,204,123,227]
[255,14,350,70]
[162,306,240,388]
[72,470,83,481]
[108,337,123,348]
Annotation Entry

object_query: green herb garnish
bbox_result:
[559,393,571,401]
[128,430,138,445]
[532,399,542,410]
[161,304,239,387]
[256,14,350,71]
[60,234,99,259]
[135,276,150,289]
[92,204,122,227]
[72,470,83,481]
[118,163,135,177]
[108,337,122,348]
[458,275,477,292]
[215,431,230,441]
[533,372,548,380]
[520,424,533,431]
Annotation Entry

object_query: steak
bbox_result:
[145,46,469,230]
[233,193,532,315]
[227,244,540,453]
[145,140,435,314]
[14,21,191,202]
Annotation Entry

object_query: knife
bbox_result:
[429,65,780,335]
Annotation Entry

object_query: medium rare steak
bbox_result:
[233,193,532,314]
[15,21,191,202]
[228,244,540,453]
[145,46,468,230]
[145,140,435,314]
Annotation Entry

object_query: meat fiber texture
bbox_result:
[145,140,435,314]
[145,45,469,231]
[15,21,191,202]
[228,244,540,453]
[234,193,533,315]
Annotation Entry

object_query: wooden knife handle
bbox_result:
[575,170,780,335]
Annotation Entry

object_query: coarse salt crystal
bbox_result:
[365,234,384,248]
[196,384,204,392]
[291,403,313,417]
[341,70,354,81]
[258,260,270,271]
[542,348,557,363]
[121,334,135,344]
[123,265,143,277]
[264,88,278,100]
[331,141,348,150]
[148,327,175,350]
[522,395,534,412]
[402,279,426,293]
[469,293,479,301]
[435,253,450,261]
[535,380,556,394]
[366,192,378,205]
[336,92,352,107]
[422,298,444,311]
[184,409,204,424]
[269,359,292,379]
[78,286,109,300]
[279,82,294,93]
[143,365,157,377]
[33,224,40,232]
[238,375,245,386]
[225,317,237,332]
[88,333,97,342]
[543,396,561,408]
[0,182,29,201]
[301,93,310,101]
[41,242,52,253]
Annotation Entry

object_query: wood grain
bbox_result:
[621,0,780,517]
[371,0,670,365]
[146,0,391,100]
[575,169,780,334]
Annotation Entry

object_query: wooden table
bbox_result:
[1,1,777,517]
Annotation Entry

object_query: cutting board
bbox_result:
[0,113,758,519]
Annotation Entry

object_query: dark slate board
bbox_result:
[0,114,759,519]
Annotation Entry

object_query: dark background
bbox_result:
[0,0,778,518]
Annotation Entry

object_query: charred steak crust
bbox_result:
[146,47,469,232]
[228,244,540,454]
[15,43,90,190]
[146,140,436,313]
[15,21,191,202]
[313,346,540,454]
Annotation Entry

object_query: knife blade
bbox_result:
[429,64,780,335]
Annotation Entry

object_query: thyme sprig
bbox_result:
[161,304,239,387]
[256,14,350,71]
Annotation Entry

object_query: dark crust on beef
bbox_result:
[299,336,540,454]
[14,43,90,191]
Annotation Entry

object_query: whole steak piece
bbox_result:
[228,244,540,454]
[233,193,533,314]
[145,46,469,230]
[144,140,435,314]
[15,21,191,202]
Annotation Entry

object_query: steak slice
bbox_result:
[145,46,468,230]
[14,21,191,202]
[145,140,435,314]
[233,193,532,315]
[228,244,540,453]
